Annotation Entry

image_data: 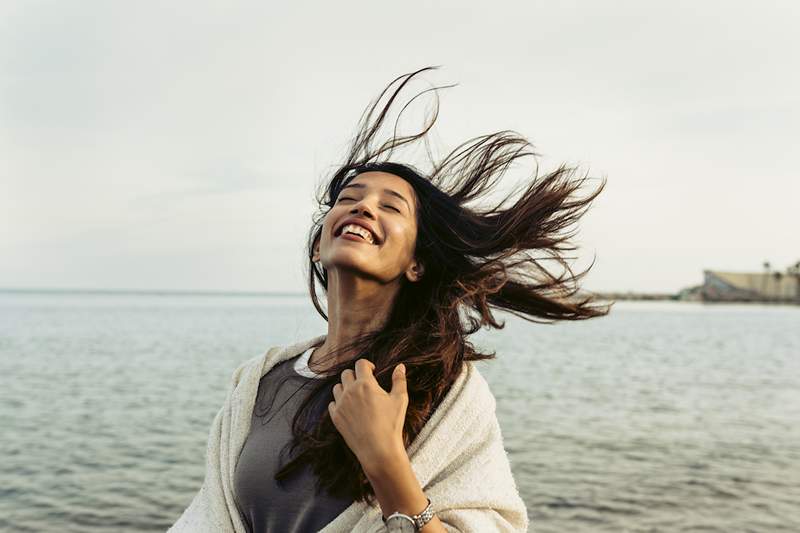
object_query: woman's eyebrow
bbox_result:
[341,182,410,210]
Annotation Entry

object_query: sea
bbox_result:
[1,290,798,532]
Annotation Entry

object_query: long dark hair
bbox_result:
[270,66,611,504]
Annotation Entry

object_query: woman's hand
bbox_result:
[328,359,408,471]
[329,360,448,532]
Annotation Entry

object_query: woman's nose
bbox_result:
[350,202,376,219]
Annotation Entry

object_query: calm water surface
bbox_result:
[1,292,798,532]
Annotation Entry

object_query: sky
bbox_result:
[2,1,798,294]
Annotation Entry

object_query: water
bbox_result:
[1,291,798,532]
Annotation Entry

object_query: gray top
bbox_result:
[233,346,354,533]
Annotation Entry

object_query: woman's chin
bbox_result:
[324,257,385,278]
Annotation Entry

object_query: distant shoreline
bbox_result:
[592,291,799,306]
[2,287,797,305]
[2,287,668,299]
[0,287,306,298]
[593,292,678,301]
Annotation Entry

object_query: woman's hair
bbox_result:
[269,66,612,504]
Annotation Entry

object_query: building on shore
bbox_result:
[694,270,800,303]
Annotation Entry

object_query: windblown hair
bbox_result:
[269,66,612,504]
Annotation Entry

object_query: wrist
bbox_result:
[383,497,434,530]
[360,439,408,478]
[362,446,421,505]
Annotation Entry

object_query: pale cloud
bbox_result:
[2,0,798,293]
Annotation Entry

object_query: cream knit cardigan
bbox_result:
[167,334,529,532]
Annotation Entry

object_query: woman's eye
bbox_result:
[336,196,399,213]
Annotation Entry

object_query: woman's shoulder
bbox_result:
[413,360,498,448]
[227,334,326,390]
[458,360,498,414]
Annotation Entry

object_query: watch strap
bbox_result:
[381,497,434,530]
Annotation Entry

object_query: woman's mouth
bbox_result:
[338,232,375,244]
[335,223,378,244]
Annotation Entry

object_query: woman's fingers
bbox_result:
[340,368,355,386]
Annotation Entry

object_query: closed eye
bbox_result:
[337,196,401,213]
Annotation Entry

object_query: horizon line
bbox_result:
[0,286,676,297]
[0,287,308,297]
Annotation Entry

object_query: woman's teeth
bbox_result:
[340,223,374,244]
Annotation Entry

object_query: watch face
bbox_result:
[385,515,416,532]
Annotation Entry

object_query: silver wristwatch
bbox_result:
[382,497,434,532]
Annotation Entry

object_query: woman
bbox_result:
[168,66,610,533]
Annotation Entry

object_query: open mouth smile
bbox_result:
[335,222,379,245]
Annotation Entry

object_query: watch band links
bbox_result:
[381,497,434,530]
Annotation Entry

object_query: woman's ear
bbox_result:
[312,237,321,263]
[405,260,425,282]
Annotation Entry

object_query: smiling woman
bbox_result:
[168,66,611,533]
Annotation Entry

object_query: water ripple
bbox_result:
[1,295,799,531]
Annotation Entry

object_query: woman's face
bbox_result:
[314,171,423,283]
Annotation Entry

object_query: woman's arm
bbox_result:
[362,443,448,533]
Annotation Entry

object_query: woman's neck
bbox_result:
[308,271,401,373]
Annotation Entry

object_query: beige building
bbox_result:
[701,270,800,302]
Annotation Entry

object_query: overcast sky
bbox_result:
[2,1,798,294]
